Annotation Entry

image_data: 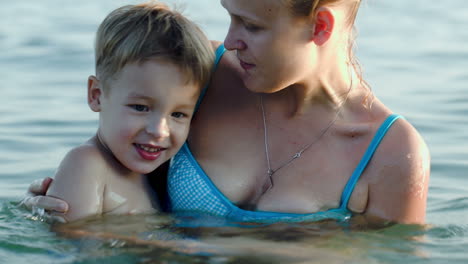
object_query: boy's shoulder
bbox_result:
[62,144,109,173]
[46,142,110,221]
[66,143,107,163]
[54,143,110,186]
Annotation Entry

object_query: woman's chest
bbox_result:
[188,82,376,214]
[189,120,372,214]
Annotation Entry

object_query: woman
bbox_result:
[24,0,430,225]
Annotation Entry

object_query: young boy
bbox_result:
[45,1,214,222]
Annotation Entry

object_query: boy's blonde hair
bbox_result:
[95,1,214,92]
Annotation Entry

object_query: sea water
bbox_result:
[1,0,467,263]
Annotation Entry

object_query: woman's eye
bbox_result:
[130,105,149,112]
[244,22,261,32]
[171,112,187,119]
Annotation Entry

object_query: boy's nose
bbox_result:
[146,116,170,139]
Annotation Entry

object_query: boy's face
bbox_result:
[89,59,199,174]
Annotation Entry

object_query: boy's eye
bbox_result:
[130,104,149,112]
[171,112,187,119]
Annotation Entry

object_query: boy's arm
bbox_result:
[46,145,106,222]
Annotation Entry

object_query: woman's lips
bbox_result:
[239,59,255,71]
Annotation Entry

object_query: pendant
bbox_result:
[267,169,274,177]
[293,152,301,159]
[267,169,275,188]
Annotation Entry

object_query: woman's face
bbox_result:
[221,0,316,93]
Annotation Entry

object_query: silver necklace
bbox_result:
[260,81,352,192]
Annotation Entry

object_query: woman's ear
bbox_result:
[87,76,102,112]
[311,6,335,45]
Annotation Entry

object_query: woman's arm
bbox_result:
[364,119,431,225]
[22,177,67,211]
[46,145,106,222]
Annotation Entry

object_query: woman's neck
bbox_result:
[268,61,359,118]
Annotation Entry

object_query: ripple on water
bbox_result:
[0,201,77,263]
[429,197,468,214]
[0,202,365,264]
[423,225,468,263]
[1,118,95,129]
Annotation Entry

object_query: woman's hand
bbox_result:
[20,177,69,223]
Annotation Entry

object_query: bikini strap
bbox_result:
[340,114,404,210]
[195,44,226,111]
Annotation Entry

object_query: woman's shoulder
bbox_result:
[209,40,240,74]
[374,113,430,169]
[205,41,245,96]
[358,98,429,171]
[210,40,222,50]
[362,112,430,224]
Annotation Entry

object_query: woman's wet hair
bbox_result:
[284,0,372,106]
[284,0,360,23]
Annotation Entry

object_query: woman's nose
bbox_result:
[223,25,247,51]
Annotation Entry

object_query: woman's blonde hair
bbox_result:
[284,0,373,105]
[95,1,214,92]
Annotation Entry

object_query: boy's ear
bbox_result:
[311,6,334,46]
[87,76,102,112]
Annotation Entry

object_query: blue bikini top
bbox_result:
[167,44,403,223]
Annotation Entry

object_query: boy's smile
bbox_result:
[88,59,200,175]
[134,143,166,161]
